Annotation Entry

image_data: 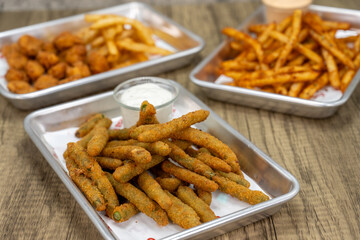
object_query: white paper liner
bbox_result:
[41,111,271,240]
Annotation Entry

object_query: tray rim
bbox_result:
[189,4,360,110]
[0,2,205,103]
[24,80,299,240]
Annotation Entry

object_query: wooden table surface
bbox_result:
[0,0,359,239]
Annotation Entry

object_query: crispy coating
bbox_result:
[34,74,58,90]
[129,124,156,140]
[25,60,45,81]
[57,75,81,85]
[165,140,214,178]
[156,177,182,192]
[87,126,109,156]
[171,127,241,174]
[88,50,110,74]
[215,170,250,188]
[66,142,119,219]
[48,62,67,79]
[106,172,169,226]
[164,190,201,229]
[7,80,35,94]
[108,128,131,140]
[176,186,216,223]
[66,61,91,78]
[18,35,43,57]
[106,139,171,156]
[64,45,87,65]
[112,155,164,183]
[65,155,106,211]
[53,32,84,51]
[112,203,139,222]
[102,145,151,164]
[42,42,57,54]
[187,147,232,173]
[138,171,173,210]
[75,113,105,138]
[1,43,20,58]
[161,160,218,192]
[172,139,193,150]
[196,189,212,206]
[6,51,28,70]
[213,175,269,205]
[136,100,159,126]
[36,51,59,69]
[76,117,112,148]
[5,68,29,82]
[95,157,123,171]
[150,165,172,178]
[137,110,210,142]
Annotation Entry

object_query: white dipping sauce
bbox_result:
[120,83,173,108]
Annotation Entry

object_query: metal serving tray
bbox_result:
[190,5,360,118]
[0,2,204,110]
[24,80,299,240]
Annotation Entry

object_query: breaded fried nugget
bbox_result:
[176,186,216,223]
[34,74,58,90]
[42,42,57,54]
[18,35,43,57]
[36,51,59,69]
[1,43,20,58]
[25,60,45,81]
[6,51,28,70]
[164,190,201,229]
[53,32,84,50]
[66,61,91,78]
[64,44,87,65]
[5,68,29,82]
[137,110,210,142]
[88,50,110,74]
[48,62,67,79]
[7,81,35,94]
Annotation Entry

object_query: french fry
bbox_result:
[321,48,340,89]
[117,38,172,55]
[340,70,356,92]
[299,73,329,99]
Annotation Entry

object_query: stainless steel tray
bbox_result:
[190,5,360,118]
[0,2,204,110]
[24,80,299,240]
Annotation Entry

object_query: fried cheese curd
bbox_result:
[18,35,43,57]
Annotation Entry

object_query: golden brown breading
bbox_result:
[66,61,91,78]
[25,60,45,82]
[34,74,58,90]
[36,51,59,69]
[42,42,57,54]
[7,81,35,94]
[48,62,67,79]
[18,35,43,57]
[5,51,28,70]
[88,50,110,74]
[53,32,84,51]
[64,44,87,65]
[5,68,29,82]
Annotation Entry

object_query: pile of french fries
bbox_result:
[76,14,173,69]
[219,10,360,99]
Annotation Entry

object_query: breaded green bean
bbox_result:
[95,157,123,171]
[77,131,94,149]
[64,155,106,211]
[136,100,159,126]
[187,147,232,173]
[101,145,151,164]
[87,126,109,156]
[106,172,169,226]
[172,139,193,150]
[156,177,182,192]
[176,186,216,223]
[113,155,165,183]
[150,165,172,178]
[215,170,250,188]
[75,113,104,138]
[213,175,269,205]
[66,142,119,219]
[112,203,139,222]
[138,171,173,210]
[171,127,241,174]
[106,139,171,156]
[161,160,218,192]
[165,140,214,178]
[129,124,156,140]
[137,110,210,142]
[164,190,201,229]
[196,189,212,206]
[108,128,131,140]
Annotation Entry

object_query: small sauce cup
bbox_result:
[113,77,179,128]
[262,0,312,23]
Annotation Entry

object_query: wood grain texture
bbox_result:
[0,0,359,239]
